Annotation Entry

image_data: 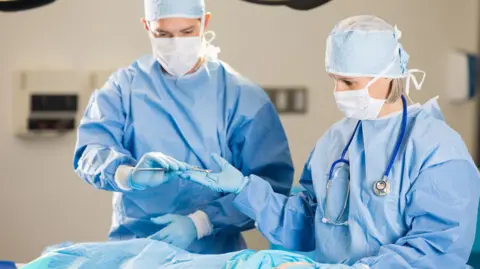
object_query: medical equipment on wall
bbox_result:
[322,95,408,226]
[12,70,81,138]
[446,50,477,103]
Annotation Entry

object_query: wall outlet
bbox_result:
[264,87,308,114]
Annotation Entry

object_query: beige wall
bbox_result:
[0,0,478,263]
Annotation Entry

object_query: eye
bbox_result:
[160,32,175,38]
[182,30,194,34]
[342,80,353,86]
[151,29,172,38]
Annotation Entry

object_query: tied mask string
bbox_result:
[394,25,426,104]
[394,25,402,40]
[405,69,426,103]
[199,13,220,61]
[203,31,221,60]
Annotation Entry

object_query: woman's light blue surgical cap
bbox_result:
[325,15,410,78]
[144,0,205,21]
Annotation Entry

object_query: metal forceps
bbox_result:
[135,167,212,173]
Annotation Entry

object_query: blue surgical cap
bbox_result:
[144,0,205,21]
[325,15,410,78]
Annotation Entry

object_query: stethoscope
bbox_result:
[322,95,408,226]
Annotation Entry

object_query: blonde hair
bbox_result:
[386,78,406,103]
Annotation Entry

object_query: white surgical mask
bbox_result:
[333,82,386,120]
[151,35,206,77]
[149,15,218,77]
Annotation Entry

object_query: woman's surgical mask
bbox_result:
[333,78,386,120]
[332,43,423,121]
[149,16,218,77]
[332,64,425,120]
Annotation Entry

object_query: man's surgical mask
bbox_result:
[149,16,217,77]
[333,79,386,120]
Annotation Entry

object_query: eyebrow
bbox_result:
[155,26,195,34]
[180,26,195,32]
[336,76,355,80]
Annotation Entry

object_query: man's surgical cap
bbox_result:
[144,0,205,21]
[325,15,410,78]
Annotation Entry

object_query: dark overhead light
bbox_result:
[0,0,331,12]
[242,0,333,11]
[0,0,56,12]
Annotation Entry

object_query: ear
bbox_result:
[141,18,149,31]
[204,12,211,30]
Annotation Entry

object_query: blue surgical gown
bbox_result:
[234,101,480,268]
[73,55,294,254]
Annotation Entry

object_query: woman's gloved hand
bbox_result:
[180,153,250,194]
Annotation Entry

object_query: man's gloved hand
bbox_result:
[136,152,191,171]
[149,214,197,249]
[128,152,192,190]
[180,153,250,194]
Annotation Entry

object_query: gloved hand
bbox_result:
[149,214,197,249]
[128,152,191,190]
[180,153,249,194]
[136,152,191,171]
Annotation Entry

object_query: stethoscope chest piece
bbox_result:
[373,178,391,196]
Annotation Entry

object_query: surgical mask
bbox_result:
[151,36,204,77]
[149,16,217,77]
[333,79,386,120]
[333,43,408,121]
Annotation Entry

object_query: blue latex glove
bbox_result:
[149,214,197,249]
[180,153,250,194]
[128,152,191,190]
[128,169,182,190]
[136,152,191,171]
